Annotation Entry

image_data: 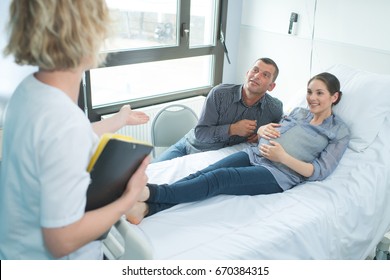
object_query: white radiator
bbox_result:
[102,96,206,144]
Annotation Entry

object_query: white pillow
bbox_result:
[327,64,390,152]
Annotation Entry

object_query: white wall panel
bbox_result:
[315,0,390,52]
[242,0,315,38]
[236,27,312,112]
[236,0,390,108]
[311,41,390,75]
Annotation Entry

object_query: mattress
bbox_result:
[134,114,390,259]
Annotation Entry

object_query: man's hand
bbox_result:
[229,119,257,137]
[247,133,258,143]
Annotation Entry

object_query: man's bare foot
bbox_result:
[126,202,148,225]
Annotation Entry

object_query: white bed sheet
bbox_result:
[136,114,390,259]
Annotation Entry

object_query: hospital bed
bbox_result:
[103,64,390,260]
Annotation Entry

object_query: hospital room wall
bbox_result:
[0,0,37,101]
[227,0,390,111]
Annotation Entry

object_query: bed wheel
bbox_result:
[374,232,390,260]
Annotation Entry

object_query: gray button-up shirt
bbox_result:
[245,107,350,191]
[185,83,283,153]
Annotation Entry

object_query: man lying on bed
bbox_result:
[126,72,350,224]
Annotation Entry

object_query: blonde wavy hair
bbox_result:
[4,0,111,70]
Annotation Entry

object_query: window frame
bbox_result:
[79,0,228,122]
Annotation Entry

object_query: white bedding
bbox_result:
[137,113,390,259]
[106,65,390,259]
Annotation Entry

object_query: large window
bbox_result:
[80,0,227,121]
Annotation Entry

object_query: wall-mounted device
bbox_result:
[288,12,299,35]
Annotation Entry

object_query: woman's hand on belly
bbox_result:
[257,123,281,140]
[259,141,286,163]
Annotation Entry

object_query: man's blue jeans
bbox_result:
[153,137,188,162]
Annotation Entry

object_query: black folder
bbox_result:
[86,133,152,211]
